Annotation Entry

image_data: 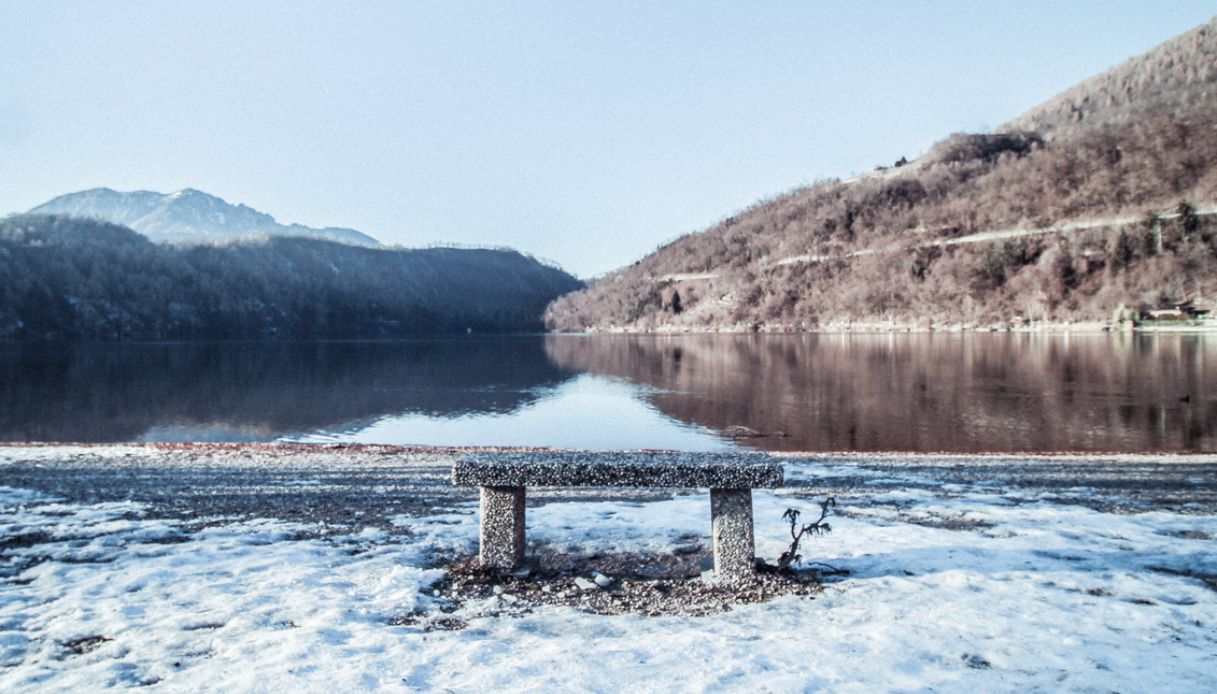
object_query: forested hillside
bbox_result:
[547,19,1217,332]
[0,215,581,339]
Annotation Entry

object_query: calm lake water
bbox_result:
[1,333,1213,452]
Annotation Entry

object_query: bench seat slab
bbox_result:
[454,451,783,489]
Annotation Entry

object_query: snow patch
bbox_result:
[2,479,1215,691]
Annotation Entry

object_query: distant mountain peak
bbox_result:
[169,188,211,198]
[27,188,380,247]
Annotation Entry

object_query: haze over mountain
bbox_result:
[28,188,379,246]
[547,18,1217,332]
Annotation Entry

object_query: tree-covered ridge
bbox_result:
[0,215,582,339]
[546,19,1217,331]
[1007,18,1216,134]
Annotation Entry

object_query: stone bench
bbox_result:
[451,451,784,583]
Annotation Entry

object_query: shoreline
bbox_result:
[3,441,1217,460]
[571,320,1217,335]
[4,444,1216,518]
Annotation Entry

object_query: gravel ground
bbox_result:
[402,553,826,625]
[2,445,1215,529]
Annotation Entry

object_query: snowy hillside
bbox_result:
[28,188,379,246]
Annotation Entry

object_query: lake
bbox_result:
[1,333,1213,452]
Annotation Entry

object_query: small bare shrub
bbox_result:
[776,498,836,572]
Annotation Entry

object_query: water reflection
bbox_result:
[287,375,734,451]
[544,333,1217,452]
[2,334,1213,452]
[0,338,575,442]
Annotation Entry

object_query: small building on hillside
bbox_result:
[1145,298,1211,321]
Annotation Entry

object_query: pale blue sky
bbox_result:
[1,1,1213,277]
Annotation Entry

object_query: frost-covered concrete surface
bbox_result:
[2,445,1216,691]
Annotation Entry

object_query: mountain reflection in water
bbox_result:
[0,338,574,442]
[2,333,1213,452]
[543,333,1216,453]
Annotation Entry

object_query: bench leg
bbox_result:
[710,487,755,584]
[480,485,526,570]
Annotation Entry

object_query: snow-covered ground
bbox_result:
[2,446,1216,691]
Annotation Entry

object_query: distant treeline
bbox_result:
[0,215,583,339]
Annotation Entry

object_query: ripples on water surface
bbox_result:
[0,333,1213,452]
